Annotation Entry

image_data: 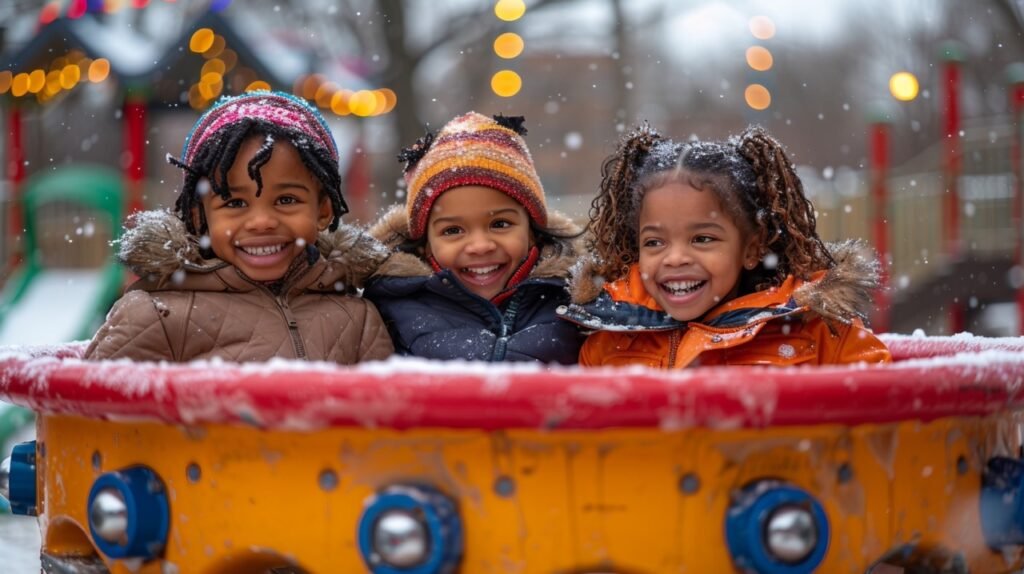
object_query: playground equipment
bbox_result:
[0,165,124,345]
[0,165,124,517]
[0,335,1023,573]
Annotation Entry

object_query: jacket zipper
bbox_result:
[235,268,309,359]
[667,329,681,368]
[276,296,307,359]
[489,293,522,362]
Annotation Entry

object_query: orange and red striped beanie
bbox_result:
[401,112,547,240]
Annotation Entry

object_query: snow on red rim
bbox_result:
[0,334,1021,431]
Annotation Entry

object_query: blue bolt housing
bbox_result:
[87,466,170,560]
[980,456,1024,547]
[358,484,463,574]
[9,441,37,516]
[725,481,830,574]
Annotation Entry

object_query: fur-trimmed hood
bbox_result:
[118,209,388,290]
[367,204,585,282]
[566,239,881,325]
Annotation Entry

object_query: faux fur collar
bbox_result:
[567,239,882,323]
[368,205,585,281]
[118,209,388,289]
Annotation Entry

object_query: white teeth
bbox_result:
[663,280,705,294]
[242,244,285,256]
[464,264,500,275]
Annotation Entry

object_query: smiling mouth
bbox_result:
[462,264,503,276]
[239,243,287,256]
[661,279,707,296]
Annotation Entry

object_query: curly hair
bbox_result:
[588,124,833,292]
[170,119,349,239]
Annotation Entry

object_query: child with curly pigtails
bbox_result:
[559,124,891,368]
[364,112,586,363]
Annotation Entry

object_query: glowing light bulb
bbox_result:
[189,28,215,54]
[745,84,771,110]
[749,16,775,40]
[491,70,522,97]
[495,0,525,22]
[494,33,524,59]
[889,72,919,101]
[746,46,773,71]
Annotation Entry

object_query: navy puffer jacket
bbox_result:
[364,206,585,364]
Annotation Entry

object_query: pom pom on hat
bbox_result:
[402,112,546,240]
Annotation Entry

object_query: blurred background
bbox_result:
[0,0,1023,345]
[0,1,1023,569]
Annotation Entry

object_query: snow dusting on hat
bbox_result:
[179,90,339,166]
[403,111,547,240]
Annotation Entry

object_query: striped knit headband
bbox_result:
[401,112,547,240]
[178,90,339,167]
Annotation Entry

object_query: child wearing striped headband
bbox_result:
[85,91,393,364]
[364,112,585,364]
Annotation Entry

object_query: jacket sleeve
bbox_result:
[356,299,395,361]
[84,291,176,361]
[817,318,892,365]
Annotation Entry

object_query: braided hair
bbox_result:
[169,119,348,239]
[588,124,833,292]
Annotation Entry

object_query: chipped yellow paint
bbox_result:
[35,412,1024,573]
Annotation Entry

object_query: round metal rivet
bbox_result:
[89,488,128,544]
[186,463,201,483]
[494,475,516,498]
[679,473,700,494]
[766,505,817,563]
[318,469,339,491]
[837,463,853,483]
[373,510,428,567]
[956,455,969,476]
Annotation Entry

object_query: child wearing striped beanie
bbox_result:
[365,111,586,364]
[85,91,393,364]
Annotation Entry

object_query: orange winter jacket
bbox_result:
[560,242,891,369]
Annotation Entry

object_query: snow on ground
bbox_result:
[0,269,104,346]
[0,515,40,573]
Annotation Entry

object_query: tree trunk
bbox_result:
[379,0,424,148]
[610,0,631,124]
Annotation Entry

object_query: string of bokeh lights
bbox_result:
[491,0,526,98]
[188,28,398,116]
[0,52,110,103]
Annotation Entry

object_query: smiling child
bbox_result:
[85,91,393,363]
[364,112,585,363]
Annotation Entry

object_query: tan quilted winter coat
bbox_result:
[85,210,394,363]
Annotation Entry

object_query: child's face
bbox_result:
[638,182,759,321]
[425,185,532,300]
[199,136,332,282]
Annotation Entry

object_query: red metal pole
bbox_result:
[943,61,961,259]
[1013,82,1024,336]
[870,121,890,333]
[345,134,370,220]
[941,46,965,334]
[122,97,146,215]
[6,106,25,272]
